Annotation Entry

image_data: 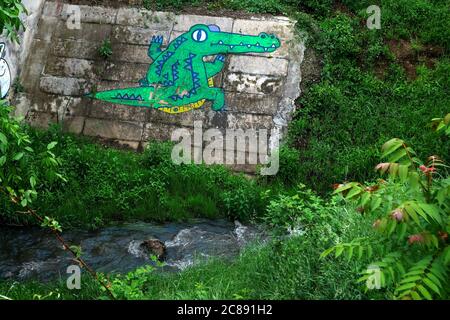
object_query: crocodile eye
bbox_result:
[192,29,207,42]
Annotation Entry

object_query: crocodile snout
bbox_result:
[258,32,281,48]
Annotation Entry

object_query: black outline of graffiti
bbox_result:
[0,42,11,99]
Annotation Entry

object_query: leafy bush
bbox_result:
[322,130,449,300]
[0,0,27,42]
[141,141,175,167]
[318,14,360,58]
[0,103,62,217]
[264,184,326,232]
[269,145,302,186]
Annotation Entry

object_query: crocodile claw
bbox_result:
[151,35,164,44]
[216,55,226,62]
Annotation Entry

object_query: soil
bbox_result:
[385,39,444,80]
[333,1,355,17]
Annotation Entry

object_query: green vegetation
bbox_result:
[98,39,113,60]
[284,0,450,193]
[0,119,273,229]
[1,0,449,300]
[323,136,449,300]
[0,0,27,42]
[0,104,63,218]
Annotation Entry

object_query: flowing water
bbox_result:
[0,219,266,281]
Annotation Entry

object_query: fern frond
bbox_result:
[395,255,448,300]
[320,238,372,261]
[358,251,404,290]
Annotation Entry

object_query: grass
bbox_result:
[0,126,277,229]
[282,1,449,193]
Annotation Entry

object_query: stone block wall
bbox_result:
[13,1,305,172]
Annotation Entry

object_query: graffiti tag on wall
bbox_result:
[0,43,11,99]
[89,24,281,114]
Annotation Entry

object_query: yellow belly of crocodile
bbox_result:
[158,78,214,114]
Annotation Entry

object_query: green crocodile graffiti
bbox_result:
[89,24,281,114]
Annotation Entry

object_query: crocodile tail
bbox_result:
[87,86,157,108]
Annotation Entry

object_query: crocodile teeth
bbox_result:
[256,43,260,46]
[229,45,234,49]
[272,44,276,47]
[240,42,244,46]
[264,48,268,51]
[218,41,223,44]
[247,44,251,48]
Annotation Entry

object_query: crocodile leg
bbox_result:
[139,36,163,87]
[205,55,226,78]
[207,87,226,111]
[148,36,164,60]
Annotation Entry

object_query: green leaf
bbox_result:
[408,172,420,190]
[399,275,421,284]
[360,192,371,207]
[399,164,409,181]
[30,176,36,189]
[13,152,24,161]
[417,285,432,300]
[371,197,382,211]
[410,291,422,300]
[346,186,362,199]
[418,203,442,224]
[388,149,407,163]
[320,247,334,259]
[367,245,373,259]
[333,183,356,194]
[346,246,354,261]
[404,203,421,226]
[358,246,364,259]
[0,132,7,145]
[335,246,344,258]
[381,138,404,158]
[423,278,440,296]
[47,141,58,150]
[397,222,407,240]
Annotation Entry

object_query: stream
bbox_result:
[0,219,266,282]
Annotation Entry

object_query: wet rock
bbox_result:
[140,238,166,260]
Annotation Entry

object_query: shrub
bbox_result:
[0,103,62,215]
[264,184,326,232]
[322,127,450,300]
[141,141,175,167]
[0,0,27,42]
[319,14,360,58]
